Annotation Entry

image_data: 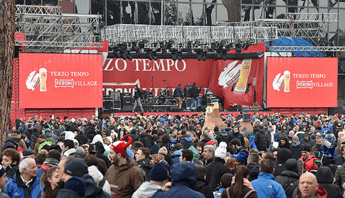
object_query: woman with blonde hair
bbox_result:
[151,153,165,165]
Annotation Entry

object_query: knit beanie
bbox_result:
[158,146,168,155]
[110,135,133,156]
[64,158,88,177]
[215,142,227,159]
[150,163,169,181]
[64,176,87,197]
[292,136,299,142]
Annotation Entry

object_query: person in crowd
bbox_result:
[0,165,9,198]
[83,155,111,194]
[61,139,76,157]
[297,145,322,173]
[229,127,245,147]
[56,176,87,198]
[203,145,215,165]
[106,135,143,198]
[336,144,345,165]
[4,158,41,198]
[135,147,153,181]
[173,84,184,109]
[40,166,60,198]
[247,153,260,181]
[132,85,144,112]
[254,124,270,152]
[275,158,300,198]
[251,159,287,198]
[132,163,169,198]
[293,172,327,198]
[1,148,20,179]
[179,149,193,162]
[206,142,231,191]
[290,136,302,160]
[274,148,292,177]
[280,136,291,149]
[152,162,206,198]
[300,132,315,147]
[222,165,258,198]
[180,132,194,149]
[315,166,342,198]
[195,165,213,198]
[190,82,202,110]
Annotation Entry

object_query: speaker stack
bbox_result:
[121,93,133,112]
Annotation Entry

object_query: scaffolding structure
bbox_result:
[15,5,102,53]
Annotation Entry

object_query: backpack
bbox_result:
[285,179,299,197]
[218,132,228,144]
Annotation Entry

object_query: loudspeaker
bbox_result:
[168,105,179,112]
[103,101,113,111]
[114,101,121,109]
[231,105,242,111]
[328,107,343,115]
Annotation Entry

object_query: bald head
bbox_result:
[299,173,318,197]
[340,137,345,144]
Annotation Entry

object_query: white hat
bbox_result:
[65,131,75,140]
[215,142,227,159]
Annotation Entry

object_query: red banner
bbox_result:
[19,53,103,108]
[267,57,338,108]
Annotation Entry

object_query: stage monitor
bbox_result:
[19,53,103,108]
[267,57,338,108]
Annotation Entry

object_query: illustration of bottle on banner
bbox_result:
[234,59,252,93]
[284,70,290,92]
[39,68,47,92]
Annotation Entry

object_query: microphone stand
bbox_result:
[163,79,173,88]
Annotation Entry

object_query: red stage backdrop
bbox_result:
[19,53,103,108]
[267,57,338,108]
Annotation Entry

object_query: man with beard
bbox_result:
[106,135,143,198]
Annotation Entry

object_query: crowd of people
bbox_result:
[1,111,345,198]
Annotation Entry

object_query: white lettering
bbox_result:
[175,60,186,72]
[106,88,114,95]
[115,59,127,71]
[166,59,174,71]
[104,59,113,71]
[153,59,166,71]
[142,59,152,71]
[132,59,141,71]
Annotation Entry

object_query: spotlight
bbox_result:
[127,52,133,60]
[148,53,153,61]
[202,52,207,61]
[152,52,157,61]
[235,43,242,54]
[177,51,182,61]
[196,52,202,61]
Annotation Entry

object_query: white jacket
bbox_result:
[87,165,111,195]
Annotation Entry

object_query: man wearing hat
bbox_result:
[22,149,36,159]
[106,135,143,198]
[297,145,321,173]
[0,165,9,198]
[132,163,169,198]
[206,142,231,191]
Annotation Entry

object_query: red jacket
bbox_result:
[295,185,327,198]
[300,154,322,172]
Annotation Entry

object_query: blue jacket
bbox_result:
[173,86,184,98]
[251,172,287,198]
[5,174,41,198]
[274,132,283,142]
[152,162,206,198]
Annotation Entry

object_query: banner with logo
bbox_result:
[19,53,103,108]
[267,57,338,108]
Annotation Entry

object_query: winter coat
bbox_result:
[290,143,302,160]
[254,129,270,151]
[180,137,193,149]
[251,172,287,198]
[206,157,231,191]
[10,134,27,149]
[247,163,260,181]
[34,137,46,154]
[229,132,245,148]
[221,186,258,198]
[195,179,213,198]
[140,132,152,149]
[137,158,153,181]
[44,131,59,144]
[134,87,142,99]
[297,154,320,173]
[82,174,112,198]
[152,162,206,198]
[316,166,342,198]
[199,138,211,149]
[88,165,112,195]
[6,165,19,179]
[56,189,82,198]
[76,133,88,145]
[18,124,28,134]
[106,158,143,198]
[190,85,201,98]
[300,138,315,147]
[274,148,292,177]
[0,192,9,198]
[173,86,184,98]
[30,132,39,149]
[275,170,299,198]
[274,132,283,142]
[293,185,327,198]
[4,171,41,198]
[335,160,345,191]
[335,154,345,166]
[132,181,163,198]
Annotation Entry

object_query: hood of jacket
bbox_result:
[258,129,267,134]
[1,142,16,152]
[10,134,21,141]
[182,137,192,142]
[296,185,327,198]
[316,166,333,184]
[87,165,104,185]
[171,162,197,189]
[140,132,149,138]
[276,148,292,164]
[225,127,231,132]
[247,163,260,180]
[57,189,82,198]
[115,157,136,172]
[82,174,103,197]
[133,181,162,198]
[137,158,153,170]
[37,137,46,144]
[280,170,300,179]
[95,141,105,154]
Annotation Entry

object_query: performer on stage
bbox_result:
[190,82,202,110]
[132,85,144,112]
[173,84,184,109]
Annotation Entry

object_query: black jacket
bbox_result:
[274,148,292,177]
[247,163,260,181]
[316,166,343,198]
[140,132,152,149]
[228,132,245,148]
[254,129,270,151]
[275,170,299,198]
[180,137,194,149]
[195,179,213,198]
[134,87,142,99]
[76,133,88,145]
[82,174,112,198]
[190,85,201,98]
[290,144,302,160]
[206,158,231,191]
[199,138,211,149]
[137,158,153,181]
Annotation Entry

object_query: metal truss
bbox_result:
[104,24,278,53]
[15,5,102,53]
[267,45,345,52]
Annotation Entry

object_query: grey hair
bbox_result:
[316,136,323,140]
[19,158,33,173]
[204,145,215,154]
